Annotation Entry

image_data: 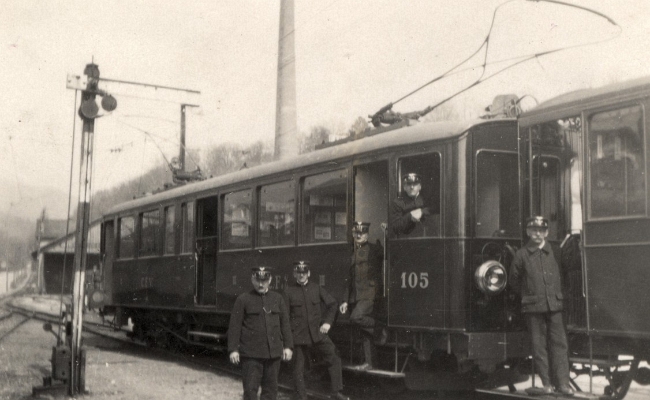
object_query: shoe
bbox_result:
[378,328,388,345]
[331,392,350,400]
[557,385,574,397]
[352,363,372,371]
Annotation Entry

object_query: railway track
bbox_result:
[4,301,339,400]
[2,291,489,399]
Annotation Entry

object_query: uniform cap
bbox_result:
[251,266,273,281]
[352,221,370,233]
[402,173,421,184]
[526,216,549,229]
[293,261,310,273]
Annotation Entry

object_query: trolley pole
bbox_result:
[69,62,101,395]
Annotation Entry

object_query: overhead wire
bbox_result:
[372,0,621,119]
[115,118,202,171]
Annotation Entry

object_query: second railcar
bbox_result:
[518,76,650,399]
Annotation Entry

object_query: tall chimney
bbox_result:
[274,0,298,160]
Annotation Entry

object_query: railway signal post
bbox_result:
[33,62,117,397]
[68,62,102,396]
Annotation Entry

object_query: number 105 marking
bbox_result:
[400,272,429,289]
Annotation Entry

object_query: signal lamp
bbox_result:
[80,99,99,118]
[475,260,507,295]
[101,94,117,111]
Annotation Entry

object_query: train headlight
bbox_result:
[474,260,507,295]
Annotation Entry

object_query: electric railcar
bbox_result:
[99,112,528,391]
[517,76,650,399]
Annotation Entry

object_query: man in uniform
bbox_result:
[391,173,431,236]
[228,266,294,400]
[339,222,386,371]
[510,216,574,397]
[283,261,349,400]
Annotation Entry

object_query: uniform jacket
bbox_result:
[509,241,564,313]
[227,290,293,358]
[343,242,384,304]
[391,195,430,236]
[283,281,338,345]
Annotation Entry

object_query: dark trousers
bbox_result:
[350,300,377,366]
[350,299,375,334]
[526,311,570,388]
[293,337,343,399]
[241,357,281,400]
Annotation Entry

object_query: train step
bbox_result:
[569,357,632,367]
[375,340,411,349]
[187,330,227,341]
[476,387,602,399]
[342,365,405,378]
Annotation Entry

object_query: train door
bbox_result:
[101,220,115,304]
[195,197,218,306]
[522,118,585,328]
[388,152,444,328]
[353,160,389,318]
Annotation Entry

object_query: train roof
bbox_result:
[104,117,508,217]
[519,75,650,126]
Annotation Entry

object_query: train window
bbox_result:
[118,216,135,259]
[164,205,175,255]
[354,161,389,244]
[476,151,520,238]
[531,155,561,239]
[222,190,252,249]
[140,209,161,257]
[258,181,295,247]
[181,202,195,254]
[301,169,348,244]
[588,105,646,218]
[394,153,441,237]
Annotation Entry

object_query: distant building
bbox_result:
[33,217,101,294]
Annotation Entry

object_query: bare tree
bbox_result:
[300,126,331,154]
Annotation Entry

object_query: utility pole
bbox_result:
[179,103,199,172]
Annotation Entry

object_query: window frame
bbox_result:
[117,215,136,260]
[394,150,443,239]
[474,149,521,239]
[220,188,254,251]
[163,204,176,255]
[299,168,350,246]
[257,180,296,248]
[139,208,162,258]
[181,200,196,254]
[586,102,647,221]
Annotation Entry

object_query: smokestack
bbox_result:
[274,0,298,160]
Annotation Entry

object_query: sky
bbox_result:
[1,0,649,219]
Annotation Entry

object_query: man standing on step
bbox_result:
[339,221,387,371]
[510,216,574,397]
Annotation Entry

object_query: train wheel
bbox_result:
[603,358,639,400]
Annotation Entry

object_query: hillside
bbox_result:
[0,179,70,222]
